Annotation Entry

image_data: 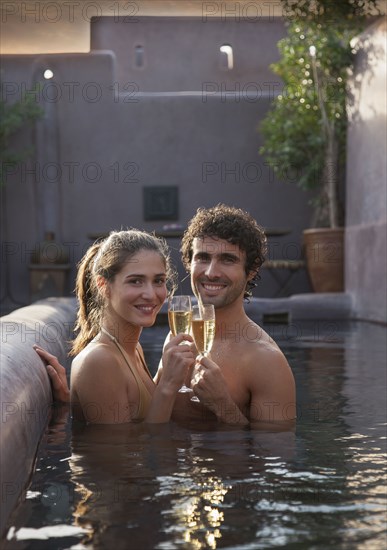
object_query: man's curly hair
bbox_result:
[181,204,267,300]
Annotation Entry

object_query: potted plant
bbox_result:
[259,0,379,292]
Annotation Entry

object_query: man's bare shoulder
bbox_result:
[237,319,291,375]
[217,319,289,374]
[237,319,296,411]
[241,320,284,353]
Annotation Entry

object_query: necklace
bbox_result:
[100,326,117,343]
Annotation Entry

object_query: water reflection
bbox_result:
[156,473,227,549]
[4,321,386,549]
[67,422,295,549]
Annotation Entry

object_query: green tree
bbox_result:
[0,82,43,186]
[260,0,379,227]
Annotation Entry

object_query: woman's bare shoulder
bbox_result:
[71,341,121,375]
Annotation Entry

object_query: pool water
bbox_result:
[3,321,387,549]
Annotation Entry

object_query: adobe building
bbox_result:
[1,3,386,323]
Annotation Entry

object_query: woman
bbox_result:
[35,230,195,424]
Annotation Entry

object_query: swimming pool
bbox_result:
[3,320,386,549]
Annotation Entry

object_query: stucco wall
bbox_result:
[0,17,314,315]
[346,18,387,323]
[90,16,286,91]
[0,298,76,537]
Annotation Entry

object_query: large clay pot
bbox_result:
[303,228,344,292]
[29,232,70,301]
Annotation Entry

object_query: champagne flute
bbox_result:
[190,303,215,402]
[168,295,193,394]
[191,304,215,357]
[168,295,192,337]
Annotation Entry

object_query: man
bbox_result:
[158,204,296,427]
[38,204,296,427]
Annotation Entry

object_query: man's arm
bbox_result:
[191,356,249,425]
[191,345,296,427]
[248,348,296,427]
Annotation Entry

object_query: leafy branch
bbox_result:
[259,0,380,227]
[0,82,43,186]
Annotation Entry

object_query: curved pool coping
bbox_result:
[0,292,353,537]
[0,297,77,537]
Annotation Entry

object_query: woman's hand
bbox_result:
[34,345,70,403]
[145,334,195,424]
[160,333,195,392]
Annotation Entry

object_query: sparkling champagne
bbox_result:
[168,310,192,336]
[192,318,215,355]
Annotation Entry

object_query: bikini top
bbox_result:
[100,327,153,421]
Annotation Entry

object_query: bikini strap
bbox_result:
[100,327,152,379]
[100,327,152,420]
[100,326,118,343]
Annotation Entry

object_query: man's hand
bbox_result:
[191,355,248,425]
[34,345,70,403]
[191,355,228,402]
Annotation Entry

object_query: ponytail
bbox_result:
[70,242,102,356]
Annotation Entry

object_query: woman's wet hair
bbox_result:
[71,229,175,355]
[181,204,267,300]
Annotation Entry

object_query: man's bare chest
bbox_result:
[210,341,251,406]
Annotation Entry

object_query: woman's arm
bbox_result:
[35,335,195,424]
[70,348,137,424]
[35,345,138,423]
[152,331,172,384]
[146,333,195,423]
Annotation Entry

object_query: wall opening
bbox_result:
[220,45,233,70]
